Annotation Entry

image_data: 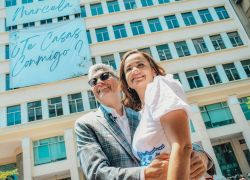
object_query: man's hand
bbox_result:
[145,154,170,180]
[190,151,208,180]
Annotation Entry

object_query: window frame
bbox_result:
[48,97,63,118]
[185,70,203,89]
[148,18,162,32]
[223,63,240,81]
[204,67,222,85]
[164,15,180,29]
[6,0,17,7]
[192,38,209,54]
[33,136,66,166]
[215,6,230,20]
[198,9,213,23]
[90,3,103,16]
[96,28,110,42]
[28,101,42,122]
[124,0,136,10]
[7,105,21,126]
[182,12,197,26]
[107,0,120,13]
[130,21,145,36]
[88,91,100,109]
[113,24,127,39]
[210,34,226,50]
[241,60,250,77]
[174,41,190,57]
[200,102,235,129]
[68,93,84,114]
[227,32,244,47]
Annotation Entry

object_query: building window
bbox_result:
[91,3,103,16]
[227,31,244,47]
[192,38,208,54]
[92,58,96,65]
[174,41,190,57]
[200,102,235,129]
[5,19,17,31]
[86,30,92,44]
[48,97,63,118]
[141,0,153,7]
[185,70,203,89]
[40,19,52,25]
[124,0,136,10]
[210,34,226,50]
[113,24,127,39]
[68,93,84,114]
[22,0,32,4]
[107,0,120,13]
[80,6,87,17]
[204,66,222,85]
[23,22,35,28]
[130,21,145,36]
[7,105,21,126]
[6,45,9,59]
[158,0,169,4]
[33,136,66,166]
[6,0,16,7]
[215,6,230,20]
[213,142,242,177]
[74,13,81,18]
[6,74,13,91]
[164,15,179,29]
[88,91,100,109]
[198,9,213,23]
[156,44,172,61]
[119,51,127,60]
[96,28,110,42]
[148,18,162,32]
[101,55,117,69]
[239,97,250,120]
[28,101,42,122]
[58,15,69,22]
[243,150,250,167]
[173,73,181,83]
[241,59,250,77]
[138,47,152,55]
[190,120,195,133]
[182,12,196,26]
[223,63,241,81]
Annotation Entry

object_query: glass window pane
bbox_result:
[76,99,84,112]
[36,107,42,120]
[194,76,203,88]
[187,77,196,89]
[7,113,15,126]
[28,109,35,122]
[69,101,77,114]
[56,104,63,116]
[49,105,56,118]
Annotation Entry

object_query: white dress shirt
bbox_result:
[102,105,145,180]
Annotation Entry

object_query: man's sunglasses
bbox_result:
[88,72,110,87]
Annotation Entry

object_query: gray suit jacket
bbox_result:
[75,105,215,180]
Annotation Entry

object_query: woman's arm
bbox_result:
[160,109,193,180]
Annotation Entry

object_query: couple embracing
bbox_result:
[75,51,216,180]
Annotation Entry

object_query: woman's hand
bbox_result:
[145,153,170,180]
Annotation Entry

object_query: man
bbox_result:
[75,64,216,180]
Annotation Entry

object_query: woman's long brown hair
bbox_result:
[119,50,166,111]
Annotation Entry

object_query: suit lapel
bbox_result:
[95,106,139,165]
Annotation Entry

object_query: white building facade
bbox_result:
[0,0,250,179]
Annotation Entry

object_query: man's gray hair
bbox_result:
[88,63,119,80]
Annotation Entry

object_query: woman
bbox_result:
[119,50,205,180]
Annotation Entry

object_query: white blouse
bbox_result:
[132,74,204,179]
